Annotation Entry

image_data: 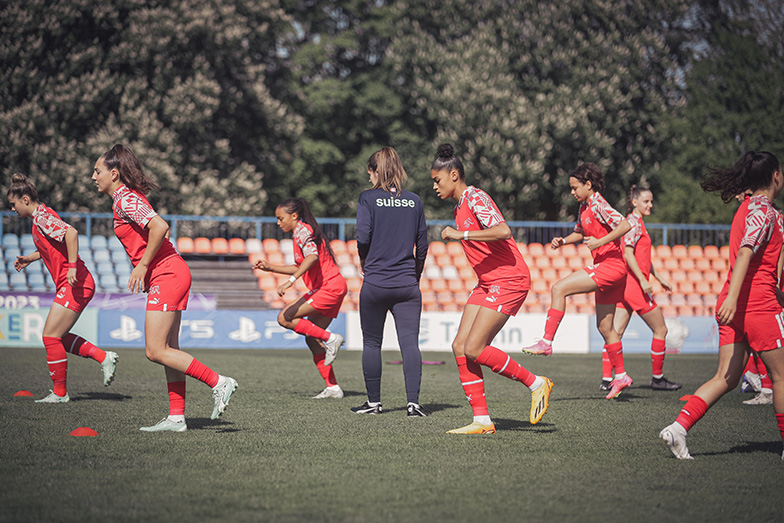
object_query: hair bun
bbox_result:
[437,143,454,159]
[11,173,28,184]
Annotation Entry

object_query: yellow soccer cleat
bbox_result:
[529,377,554,424]
[446,421,496,434]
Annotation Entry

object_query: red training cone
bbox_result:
[70,427,99,437]
[14,390,34,397]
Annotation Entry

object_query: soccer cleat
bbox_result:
[312,386,344,399]
[211,376,238,420]
[742,391,773,405]
[140,418,188,432]
[35,390,70,403]
[446,421,496,434]
[323,334,344,366]
[651,376,682,391]
[101,351,119,387]
[520,339,553,356]
[742,371,762,393]
[606,375,633,399]
[530,377,554,424]
[407,403,428,417]
[351,401,382,414]
[600,380,612,391]
[659,423,693,460]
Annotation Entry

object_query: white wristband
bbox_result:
[288,275,296,283]
[463,230,469,241]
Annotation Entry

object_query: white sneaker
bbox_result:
[743,371,762,393]
[312,386,344,399]
[101,351,119,386]
[659,422,693,460]
[211,376,238,419]
[323,334,344,366]
[35,390,70,403]
[743,391,773,405]
[140,418,188,432]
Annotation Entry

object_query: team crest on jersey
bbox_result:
[463,217,474,230]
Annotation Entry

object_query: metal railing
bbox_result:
[0,211,731,247]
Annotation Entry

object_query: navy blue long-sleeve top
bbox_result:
[356,188,428,288]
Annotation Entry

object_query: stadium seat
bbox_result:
[695,258,712,272]
[93,250,111,263]
[527,242,545,258]
[262,238,280,253]
[694,281,712,296]
[330,239,347,254]
[2,234,19,248]
[429,242,447,256]
[517,243,528,257]
[194,237,212,254]
[108,236,124,252]
[340,264,358,279]
[28,272,48,291]
[0,272,9,291]
[279,239,293,255]
[663,258,679,271]
[534,255,551,269]
[9,272,27,291]
[176,236,195,253]
[446,241,463,256]
[719,245,730,259]
[110,249,127,264]
[687,245,703,258]
[436,254,452,268]
[560,244,577,258]
[679,258,696,271]
[211,238,229,254]
[550,256,567,269]
[228,238,246,254]
[567,256,585,270]
[655,245,672,259]
[703,245,720,259]
[99,273,119,291]
[346,239,358,255]
[248,253,264,266]
[90,235,107,249]
[4,247,22,262]
[245,238,262,253]
[419,278,431,291]
[540,268,557,285]
[711,258,728,272]
[447,278,464,292]
[20,234,35,250]
[442,266,459,280]
[266,252,285,265]
[429,278,447,293]
[96,262,115,276]
[451,254,468,267]
[425,265,442,279]
[671,245,688,259]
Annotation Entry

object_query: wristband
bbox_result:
[65,262,77,268]
[288,275,296,283]
[463,230,469,241]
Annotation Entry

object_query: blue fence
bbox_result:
[0,211,731,247]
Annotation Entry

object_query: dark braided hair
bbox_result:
[431,143,465,180]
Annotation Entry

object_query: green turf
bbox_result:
[1,348,783,522]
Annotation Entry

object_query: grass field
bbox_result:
[1,348,783,522]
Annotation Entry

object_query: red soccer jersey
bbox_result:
[454,186,530,287]
[622,213,651,277]
[112,185,178,267]
[31,204,91,288]
[719,194,784,313]
[292,221,343,291]
[575,192,625,263]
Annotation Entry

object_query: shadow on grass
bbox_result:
[695,440,781,457]
[494,417,558,433]
[377,402,461,415]
[72,392,133,402]
[552,391,643,402]
[187,417,240,432]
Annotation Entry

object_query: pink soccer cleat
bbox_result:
[521,339,553,356]
[605,375,633,399]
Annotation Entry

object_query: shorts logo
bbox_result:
[148,297,159,305]
[489,285,500,294]
[56,286,67,299]
[149,285,160,295]
[485,295,497,303]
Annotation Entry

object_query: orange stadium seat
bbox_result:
[266,252,285,265]
[534,255,551,269]
[567,256,585,270]
[194,237,212,253]
[429,241,447,256]
[719,245,730,259]
[550,256,567,269]
[452,254,468,267]
[176,236,195,253]
[517,243,528,257]
[258,275,278,291]
[248,253,264,265]
[430,279,448,292]
[330,239,347,254]
[677,281,695,295]
[671,245,688,259]
[702,269,721,283]
[531,279,549,294]
[686,269,703,283]
[695,258,712,272]
[557,268,572,280]
[663,258,679,271]
[228,238,246,254]
[448,279,465,292]
[680,258,696,271]
[559,244,577,258]
[446,241,463,256]
[346,239,358,255]
[436,254,452,268]
[655,245,672,260]
[694,281,712,296]
[262,238,280,253]
[703,245,720,259]
[711,258,728,272]
[687,245,703,258]
[527,243,545,258]
[212,238,229,254]
[540,268,557,285]
[347,277,362,293]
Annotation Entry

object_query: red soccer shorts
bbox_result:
[145,255,192,311]
[617,275,658,315]
[54,271,96,314]
[466,281,528,316]
[306,278,348,319]
[584,256,627,305]
[718,308,784,352]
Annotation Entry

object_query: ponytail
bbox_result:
[702,151,781,203]
[100,144,159,195]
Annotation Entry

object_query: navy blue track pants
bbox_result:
[359,281,422,404]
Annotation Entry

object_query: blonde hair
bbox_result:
[367,147,408,194]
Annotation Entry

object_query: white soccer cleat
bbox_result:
[659,422,693,460]
[742,391,773,405]
[312,386,344,399]
[140,418,188,432]
[742,371,762,393]
[211,376,238,419]
[101,351,119,386]
[35,390,70,403]
[323,334,344,366]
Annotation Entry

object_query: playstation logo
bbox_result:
[110,315,143,342]
[229,317,262,343]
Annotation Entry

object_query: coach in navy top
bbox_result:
[351,147,429,417]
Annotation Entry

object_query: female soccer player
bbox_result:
[254,197,347,399]
[659,151,784,461]
[431,144,553,434]
[609,185,681,391]
[351,147,428,416]
[521,163,633,399]
[93,144,237,432]
[7,173,118,402]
